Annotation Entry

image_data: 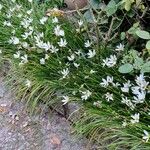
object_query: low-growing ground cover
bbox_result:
[0,0,150,149]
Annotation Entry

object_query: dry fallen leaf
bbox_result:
[46,8,64,17]
[0,106,7,112]
[50,135,61,145]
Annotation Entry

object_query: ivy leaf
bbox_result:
[134,57,144,70]
[105,0,117,16]
[133,22,140,28]
[84,10,95,23]
[122,0,135,11]
[90,0,101,9]
[141,62,150,73]
[119,63,133,73]
[136,30,150,39]
[146,40,150,50]
[120,32,126,40]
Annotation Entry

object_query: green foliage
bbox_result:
[105,0,118,16]
[118,63,133,73]
[146,40,150,50]
[141,61,150,73]
[122,0,135,11]
[136,30,150,40]
[89,0,102,9]
[0,0,150,149]
[119,50,150,73]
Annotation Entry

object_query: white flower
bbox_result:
[102,55,117,67]
[43,42,52,51]
[9,37,20,45]
[104,92,113,102]
[90,70,96,74]
[0,4,3,11]
[132,86,140,95]
[58,38,67,47]
[15,4,22,10]
[135,74,149,90]
[62,96,69,105]
[13,51,20,59]
[78,20,83,27]
[36,40,45,49]
[132,86,146,104]
[29,26,34,32]
[112,82,121,87]
[81,90,92,100]
[121,80,131,93]
[25,79,31,88]
[27,31,33,37]
[35,32,44,39]
[84,40,92,48]
[11,0,16,2]
[122,121,127,127]
[73,63,80,68]
[40,58,45,65]
[17,13,23,18]
[6,12,12,19]
[107,76,114,83]
[54,25,64,37]
[143,130,149,143]
[28,0,32,3]
[135,91,146,100]
[9,7,15,12]
[40,17,48,25]
[75,50,82,56]
[27,9,33,15]
[45,54,49,60]
[67,54,75,61]
[21,32,30,39]
[22,42,29,49]
[93,101,102,108]
[109,55,117,66]
[115,43,124,51]
[36,40,51,51]
[87,49,96,58]
[21,18,32,29]
[131,113,140,124]
[61,68,69,78]
[84,76,89,79]
[21,19,30,29]
[100,78,109,87]
[19,54,28,65]
[52,17,58,23]
[102,58,109,67]
[121,97,135,110]
[3,21,12,27]
[100,76,113,88]
[50,45,59,53]
[133,92,146,104]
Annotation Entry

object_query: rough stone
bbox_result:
[0,76,94,150]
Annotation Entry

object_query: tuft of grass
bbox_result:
[0,0,150,149]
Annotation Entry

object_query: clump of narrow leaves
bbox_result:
[0,0,150,149]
